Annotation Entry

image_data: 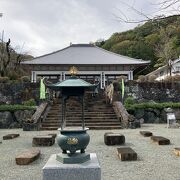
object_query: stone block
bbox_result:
[43,153,101,180]
[3,134,20,140]
[117,147,137,161]
[151,136,170,145]
[140,131,153,137]
[104,132,125,145]
[48,133,57,139]
[32,135,55,146]
[174,148,180,156]
[16,149,40,165]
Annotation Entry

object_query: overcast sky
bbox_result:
[0,0,179,57]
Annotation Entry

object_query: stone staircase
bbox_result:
[40,94,122,130]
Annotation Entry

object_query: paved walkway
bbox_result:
[0,124,180,180]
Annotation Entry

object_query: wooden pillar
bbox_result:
[100,72,105,89]
[34,72,37,82]
[130,71,133,80]
[31,71,34,83]
[82,96,85,130]
[31,71,36,83]
[128,72,131,80]
[62,72,65,80]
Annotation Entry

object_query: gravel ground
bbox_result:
[0,124,180,180]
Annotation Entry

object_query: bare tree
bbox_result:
[115,0,180,24]
[114,0,180,77]
[0,32,28,77]
[0,31,11,76]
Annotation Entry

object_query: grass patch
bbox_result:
[125,102,180,111]
[0,105,36,112]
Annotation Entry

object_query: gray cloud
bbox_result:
[0,0,178,56]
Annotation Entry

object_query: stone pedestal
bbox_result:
[43,153,101,180]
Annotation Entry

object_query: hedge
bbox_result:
[125,102,180,111]
[0,105,36,112]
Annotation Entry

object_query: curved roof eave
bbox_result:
[21,44,150,65]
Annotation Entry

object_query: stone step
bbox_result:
[50,109,114,112]
[47,111,116,115]
[42,122,120,127]
[48,111,115,115]
[43,96,120,130]
[44,118,119,122]
[43,119,119,123]
[40,125,122,130]
[53,102,108,104]
[51,105,112,107]
[46,116,117,119]
[46,114,117,119]
[51,109,111,111]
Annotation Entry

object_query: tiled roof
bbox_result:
[22,44,150,65]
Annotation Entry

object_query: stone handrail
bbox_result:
[113,101,129,128]
[30,102,48,124]
[23,102,49,131]
[105,84,114,104]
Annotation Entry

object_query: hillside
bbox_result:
[0,41,33,77]
[99,15,180,74]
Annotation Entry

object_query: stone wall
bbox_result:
[128,108,180,124]
[114,81,180,103]
[0,82,40,104]
[0,110,35,128]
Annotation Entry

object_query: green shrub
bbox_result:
[0,105,36,112]
[21,76,31,83]
[23,99,36,106]
[8,71,19,80]
[0,76,9,83]
[125,96,135,106]
[125,102,180,111]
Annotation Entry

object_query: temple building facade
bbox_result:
[22,44,150,89]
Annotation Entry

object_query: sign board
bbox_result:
[167,113,176,128]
